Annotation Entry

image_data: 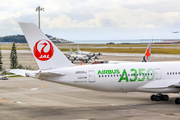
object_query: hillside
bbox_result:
[0,34,73,43]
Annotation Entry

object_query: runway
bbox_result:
[1,50,180,120]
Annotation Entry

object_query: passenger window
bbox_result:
[176,72,177,75]
[99,75,101,77]
[117,75,118,77]
[105,75,106,77]
[111,75,113,77]
[102,75,104,77]
[108,75,110,77]
[167,72,169,75]
[114,75,116,77]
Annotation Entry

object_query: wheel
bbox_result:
[150,95,155,101]
[155,95,161,101]
[163,95,169,101]
[175,98,180,104]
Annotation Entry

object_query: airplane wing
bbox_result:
[138,79,180,89]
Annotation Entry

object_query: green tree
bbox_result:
[0,45,3,71]
[10,42,18,69]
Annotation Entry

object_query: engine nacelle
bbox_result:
[25,71,37,78]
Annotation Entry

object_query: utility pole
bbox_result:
[35,6,44,29]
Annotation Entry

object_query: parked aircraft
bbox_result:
[65,47,90,63]
[11,22,180,104]
[76,45,101,58]
[0,75,9,80]
[0,70,9,80]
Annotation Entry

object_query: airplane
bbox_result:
[65,47,90,63]
[75,45,96,58]
[172,31,179,34]
[10,22,180,105]
[0,75,9,80]
[0,69,9,80]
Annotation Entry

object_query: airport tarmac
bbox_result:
[1,50,180,120]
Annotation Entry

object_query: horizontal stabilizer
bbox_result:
[8,69,35,76]
[35,70,66,79]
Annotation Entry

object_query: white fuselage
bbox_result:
[38,61,180,93]
[76,51,94,57]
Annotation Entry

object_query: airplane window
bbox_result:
[111,75,113,77]
[179,72,180,74]
[117,75,118,77]
[137,74,138,76]
[170,72,172,75]
[128,74,130,76]
[102,75,104,77]
[105,75,106,77]
[145,73,147,76]
[167,72,169,75]
[148,73,149,75]
[99,75,101,77]
[108,75,110,77]
[119,74,121,76]
[173,72,174,75]
[114,75,116,77]
[176,72,177,74]
[151,73,152,75]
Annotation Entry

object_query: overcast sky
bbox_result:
[0,0,180,41]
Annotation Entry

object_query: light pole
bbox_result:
[35,6,44,29]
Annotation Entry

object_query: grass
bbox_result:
[61,48,180,54]
[2,43,180,54]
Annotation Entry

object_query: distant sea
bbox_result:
[72,39,163,44]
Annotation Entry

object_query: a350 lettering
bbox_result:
[118,68,155,82]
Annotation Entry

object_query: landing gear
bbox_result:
[150,93,169,101]
[175,98,180,104]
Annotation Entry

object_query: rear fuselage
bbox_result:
[39,61,180,93]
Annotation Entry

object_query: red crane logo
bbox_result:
[33,40,54,61]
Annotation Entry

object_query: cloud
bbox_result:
[41,2,180,29]
[0,0,180,39]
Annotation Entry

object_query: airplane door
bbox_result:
[88,70,95,83]
[155,68,161,80]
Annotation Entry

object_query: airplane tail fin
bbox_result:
[70,47,73,54]
[77,45,81,52]
[142,43,151,62]
[19,22,74,70]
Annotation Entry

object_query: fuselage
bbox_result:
[38,61,180,93]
